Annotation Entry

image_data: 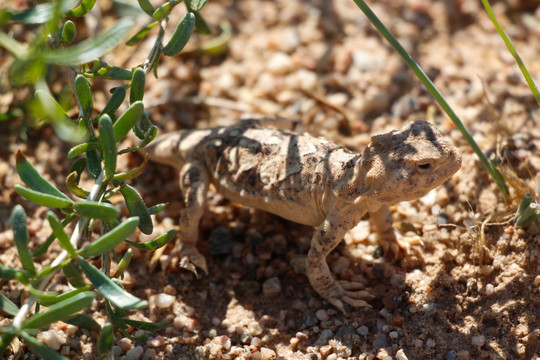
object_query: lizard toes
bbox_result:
[178,245,208,277]
[344,289,375,300]
[338,280,366,291]
[327,297,346,314]
[342,296,371,308]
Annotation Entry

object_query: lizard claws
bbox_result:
[178,244,208,277]
[320,281,373,313]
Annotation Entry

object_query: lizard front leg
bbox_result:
[176,161,209,276]
[369,205,407,259]
[307,211,373,312]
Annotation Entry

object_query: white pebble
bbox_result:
[352,49,382,71]
[126,345,144,359]
[173,314,197,331]
[267,53,294,75]
[485,284,495,295]
[472,335,485,347]
[395,349,409,360]
[248,322,263,336]
[260,347,276,360]
[419,189,437,206]
[280,27,300,52]
[155,293,175,308]
[251,337,262,347]
[37,330,65,350]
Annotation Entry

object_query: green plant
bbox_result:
[0,0,210,358]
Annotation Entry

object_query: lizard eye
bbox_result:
[416,161,434,172]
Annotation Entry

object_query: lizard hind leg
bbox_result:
[175,161,210,276]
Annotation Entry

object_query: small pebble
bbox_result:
[372,334,389,349]
[395,349,409,360]
[262,277,282,298]
[173,314,198,331]
[251,337,262,347]
[155,293,175,308]
[485,284,495,296]
[471,335,485,347]
[319,344,333,357]
[300,312,318,327]
[126,346,144,359]
[479,265,493,276]
[60,346,70,356]
[315,309,329,322]
[356,326,369,336]
[267,52,295,75]
[147,336,165,348]
[37,330,65,351]
[376,348,391,359]
[260,347,276,360]
[112,346,122,356]
[248,322,264,336]
[118,338,132,352]
[446,350,458,360]
[426,339,436,347]
[241,331,252,344]
[142,348,156,360]
[315,329,334,346]
[389,331,399,340]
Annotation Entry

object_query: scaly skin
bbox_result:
[140,118,461,312]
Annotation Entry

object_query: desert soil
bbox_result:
[1,0,539,359]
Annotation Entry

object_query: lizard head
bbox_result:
[361,120,461,205]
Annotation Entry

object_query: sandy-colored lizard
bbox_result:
[140,118,461,311]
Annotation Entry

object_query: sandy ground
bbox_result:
[1,0,539,359]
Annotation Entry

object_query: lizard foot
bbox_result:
[378,231,409,260]
[320,281,374,313]
[178,244,208,277]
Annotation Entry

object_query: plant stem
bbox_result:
[143,19,168,74]
[481,0,540,106]
[352,0,509,198]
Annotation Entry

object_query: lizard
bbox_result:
[138,118,461,311]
